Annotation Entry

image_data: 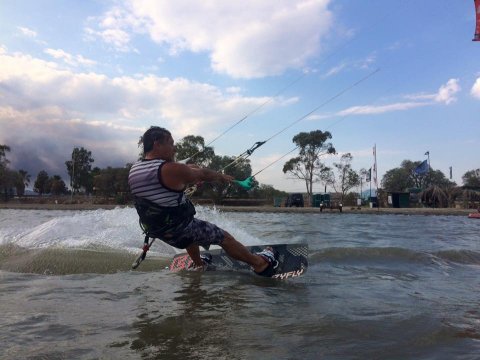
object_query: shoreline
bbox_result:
[0,202,475,216]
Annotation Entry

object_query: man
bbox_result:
[128,126,277,276]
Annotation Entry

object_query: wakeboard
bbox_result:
[169,243,308,279]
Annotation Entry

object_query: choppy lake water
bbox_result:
[1,207,479,359]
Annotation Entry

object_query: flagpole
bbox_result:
[359,175,363,207]
[373,144,378,209]
[374,144,378,189]
[369,176,372,200]
[369,169,372,206]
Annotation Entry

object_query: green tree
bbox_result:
[251,184,288,201]
[381,160,455,192]
[462,169,480,188]
[0,169,20,200]
[0,145,13,200]
[381,167,413,192]
[93,166,130,199]
[12,171,25,197]
[426,169,456,188]
[34,170,50,195]
[50,175,68,195]
[204,155,253,200]
[175,135,215,167]
[282,130,335,196]
[65,147,95,194]
[323,153,360,202]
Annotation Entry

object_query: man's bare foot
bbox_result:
[253,247,278,276]
[253,256,270,273]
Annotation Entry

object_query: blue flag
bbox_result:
[414,160,429,175]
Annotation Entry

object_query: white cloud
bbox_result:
[434,78,460,104]
[87,0,333,78]
[406,78,460,105]
[44,48,96,67]
[17,26,37,38]
[324,63,347,77]
[471,77,480,99]
[312,78,462,120]
[323,54,377,78]
[337,102,427,116]
[0,49,278,131]
[84,26,134,53]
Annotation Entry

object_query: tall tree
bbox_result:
[357,168,370,196]
[206,155,253,199]
[0,169,20,200]
[93,166,130,199]
[175,135,215,167]
[65,147,95,194]
[0,145,13,200]
[282,130,335,196]
[50,175,68,195]
[12,171,26,196]
[34,170,50,195]
[381,160,455,192]
[462,169,480,188]
[323,153,360,202]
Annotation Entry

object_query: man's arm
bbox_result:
[161,162,233,191]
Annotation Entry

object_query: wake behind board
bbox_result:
[169,243,308,279]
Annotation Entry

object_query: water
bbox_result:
[1,207,480,359]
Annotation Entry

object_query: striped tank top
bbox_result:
[128,159,187,207]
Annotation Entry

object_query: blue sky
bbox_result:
[0,0,479,192]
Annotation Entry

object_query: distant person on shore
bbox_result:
[128,126,278,276]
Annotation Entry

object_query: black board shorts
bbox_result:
[162,218,225,250]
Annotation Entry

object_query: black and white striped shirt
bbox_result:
[128,159,186,207]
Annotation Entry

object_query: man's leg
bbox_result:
[220,231,269,273]
[179,219,270,273]
[185,243,204,267]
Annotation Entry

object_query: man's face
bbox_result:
[157,135,176,162]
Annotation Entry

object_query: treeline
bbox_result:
[0,144,132,201]
[382,160,480,191]
[0,139,288,203]
[2,131,480,207]
[380,160,480,208]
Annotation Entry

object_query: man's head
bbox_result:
[139,126,174,160]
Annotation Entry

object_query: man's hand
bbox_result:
[219,173,234,183]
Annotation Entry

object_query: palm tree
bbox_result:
[421,185,448,208]
[462,188,480,209]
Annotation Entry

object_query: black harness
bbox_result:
[133,196,196,240]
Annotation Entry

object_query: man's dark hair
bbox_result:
[139,126,171,154]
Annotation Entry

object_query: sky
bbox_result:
[0,0,479,193]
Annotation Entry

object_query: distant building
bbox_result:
[387,192,410,208]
